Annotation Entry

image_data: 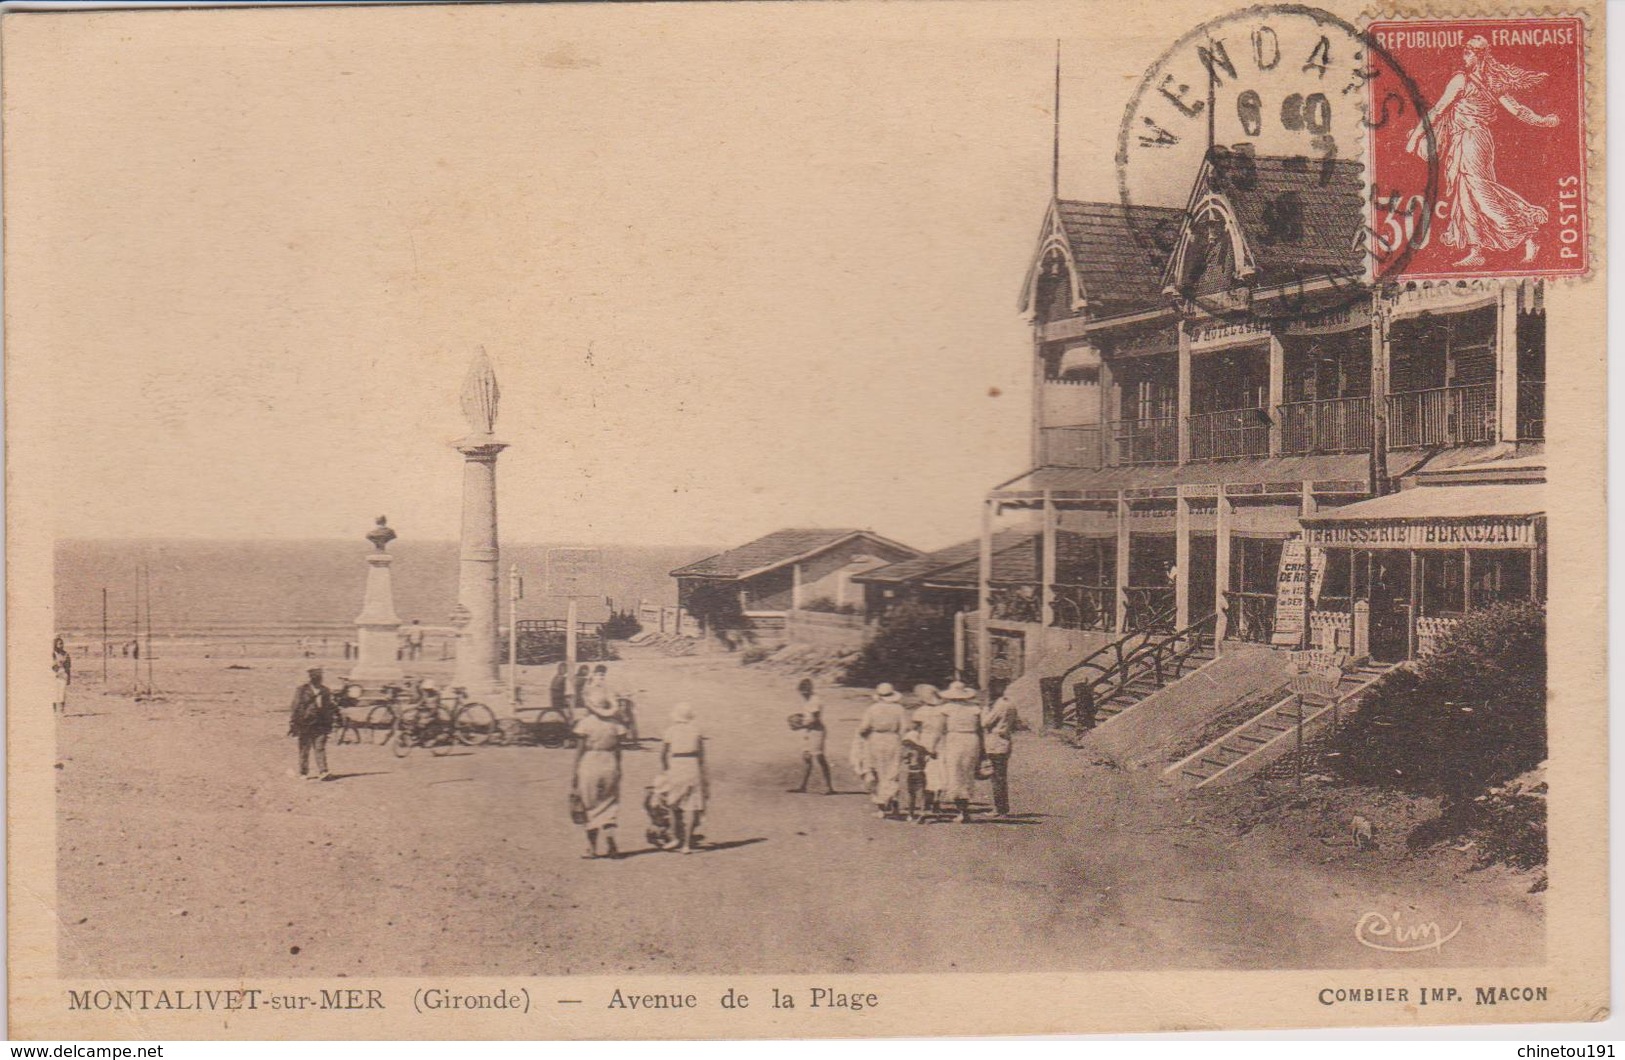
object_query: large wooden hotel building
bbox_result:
[951,154,1546,695]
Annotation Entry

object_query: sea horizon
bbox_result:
[53,538,717,639]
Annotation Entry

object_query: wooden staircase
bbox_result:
[1040,612,1218,736]
[1166,660,1396,789]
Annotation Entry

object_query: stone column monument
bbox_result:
[451,351,508,698]
[349,516,404,685]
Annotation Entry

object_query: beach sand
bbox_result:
[54,645,1542,978]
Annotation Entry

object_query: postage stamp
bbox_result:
[1368,16,1590,280]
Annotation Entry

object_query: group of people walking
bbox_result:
[794,677,1016,824]
[571,695,706,860]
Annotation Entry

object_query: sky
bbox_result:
[6,2,1319,552]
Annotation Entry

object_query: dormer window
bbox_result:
[1036,252,1074,324]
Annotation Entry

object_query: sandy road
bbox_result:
[55,647,1540,978]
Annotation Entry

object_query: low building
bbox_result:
[852,530,1035,619]
[671,528,919,640]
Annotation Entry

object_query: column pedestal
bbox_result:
[452,439,508,702]
[350,551,403,685]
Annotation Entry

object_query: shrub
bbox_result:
[1329,601,1546,815]
[682,581,747,644]
[601,609,643,641]
[841,601,956,689]
[740,645,773,665]
[1471,780,1547,871]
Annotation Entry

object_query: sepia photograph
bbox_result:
[4,0,1608,1039]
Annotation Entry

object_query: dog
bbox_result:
[1351,814,1375,851]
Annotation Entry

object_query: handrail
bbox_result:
[1051,605,1176,691]
[1041,611,1217,733]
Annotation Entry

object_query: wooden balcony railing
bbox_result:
[1187,407,1270,460]
[1108,416,1179,466]
[1278,396,1373,454]
[1518,378,1545,440]
[1050,584,1116,633]
[988,585,1041,624]
[1039,425,1103,469]
[1124,586,1175,632]
[1223,590,1277,643]
[1388,383,1497,448]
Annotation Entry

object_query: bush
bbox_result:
[601,609,643,641]
[1329,602,1546,814]
[682,581,747,644]
[841,601,956,689]
[1471,778,1547,871]
[740,645,773,665]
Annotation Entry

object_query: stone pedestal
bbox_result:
[350,550,403,685]
[452,439,507,699]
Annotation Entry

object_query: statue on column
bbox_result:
[452,350,508,700]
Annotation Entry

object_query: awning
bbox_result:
[1302,482,1545,549]
[991,452,1381,502]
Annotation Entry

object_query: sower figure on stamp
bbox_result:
[288,666,336,781]
[1406,36,1559,267]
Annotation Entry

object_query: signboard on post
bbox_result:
[546,548,604,669]
[1271,537,1327,647]
[546,547,604,599]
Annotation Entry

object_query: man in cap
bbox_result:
[288,666,337,781]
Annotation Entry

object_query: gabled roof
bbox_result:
[1165,154,1366,295]
[926,533,1041,588]
[851,529,1032,587]
[670,529,918,580]
[1021,199,1187,317]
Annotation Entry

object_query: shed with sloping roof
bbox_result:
[671,528,919,636]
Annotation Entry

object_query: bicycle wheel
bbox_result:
[391,717,414,758]
[455,702,498,746]
[334,714,359,746]
[428,708,456,756]
[365,705,396,745]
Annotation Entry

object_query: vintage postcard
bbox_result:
[4,0,1608,1039]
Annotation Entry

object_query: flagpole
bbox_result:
[1206,43,1216,159]
[1052,40,1061,199]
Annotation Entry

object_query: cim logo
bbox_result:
[1355,910,1463,953]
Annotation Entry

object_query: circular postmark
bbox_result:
[1116,4,1439,322]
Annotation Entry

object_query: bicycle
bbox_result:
[332,683,370,746]
[441,685,499,746]
[389,687,457,758]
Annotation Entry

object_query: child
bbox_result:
[643,772,678,851]
[900,721,934,824]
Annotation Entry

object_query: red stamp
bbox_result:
[1368,17,1588,279]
